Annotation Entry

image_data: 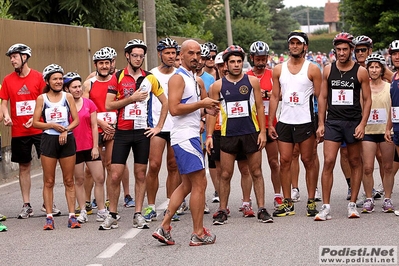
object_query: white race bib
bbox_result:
[263,100,269,115]
[367,108,387,124]
[227,101,249,118]
[331,89,353,105]
[124,102,147,120]
[283,91,304,106]
[16,100,35,116]
[45,106,68,123]
[97,112,117,124]
[391,107,399,123]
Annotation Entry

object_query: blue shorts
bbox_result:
[172,137,205,175]
[393,132,399,146]
[363,134,385,143]
[324,120,361,144]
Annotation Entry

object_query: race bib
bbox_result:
[16,100,35,116]
[367,108,387,124]
[283,91,304,106]
[331,89,353,105]
[227,101,249,118]
[263,100,269,115]
[45,106,68,123]
[97,112,116,124]
[391,107,399,123]
[124,102,147,120]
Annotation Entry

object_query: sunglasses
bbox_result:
[207,55,217,60]
[354,48,368,53]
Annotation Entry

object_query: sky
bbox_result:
[283,0,339,8]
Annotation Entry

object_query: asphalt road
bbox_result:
[1,144,398,266]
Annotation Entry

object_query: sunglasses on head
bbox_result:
[355,48,368,53]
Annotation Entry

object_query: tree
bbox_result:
[340,0,398,49]
[0,0,13,19]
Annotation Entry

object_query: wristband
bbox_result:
[204,108,208,115]
[206,135,212,139]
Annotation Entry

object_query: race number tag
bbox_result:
[45,106,68,123]
[367,108,387,124]
[283,91,304,106]
[97,112,116,124]
[227,101,249,118]
[16,100,35,116]
[331,89,353,105]
[124,102,147,120]
[263,100,269,115]
[391,107,399,123]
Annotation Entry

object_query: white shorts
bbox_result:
[172,137,204,175]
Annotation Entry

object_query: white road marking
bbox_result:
[96,242,126,258]
[0,173,42,188]
[120,228,141,239]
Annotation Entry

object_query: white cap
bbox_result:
[288,35,306,44]
[215,52,224,64]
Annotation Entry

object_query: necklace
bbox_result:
[338,69,347,78]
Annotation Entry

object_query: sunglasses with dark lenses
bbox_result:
[207,55,217,60]
[354,48,368,53]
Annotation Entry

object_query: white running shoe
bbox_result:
[347,202,360,218]
[314,204,331,221]
[291,188,300,202]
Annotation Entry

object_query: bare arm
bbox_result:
[82,79,91,99]
[316,64,330,141]
[105,88,148,111]
[145,92,168,138]
[205,81,222,154]
[1,99,12,126]
[90,110,99,159]
[268,64,282,139]
[355,66,372,139]
[309,63,322,98]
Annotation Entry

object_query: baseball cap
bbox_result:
[288,35,306,44]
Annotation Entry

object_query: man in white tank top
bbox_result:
[268,31,322,218]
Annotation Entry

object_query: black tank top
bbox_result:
[327,62,361,121]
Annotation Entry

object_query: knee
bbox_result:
[363,165,374,176]
[268,158,279,171]
[148,159,161,173]
[63,177,75,189]
[301,157,314,169]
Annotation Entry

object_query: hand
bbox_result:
[268,126,278,140]
[145,127,161,139]
[101,123,115,135]
[91,147,99,160]
[385,130,392,143]
[316,125,325,143]
[53,123,67,133]
[205,137,213,155]
[23,117,33,128]
[353,124,365,140]
[131,88,148,102]
[59,132,68,145]
[102,132,114,141]
[3,117,12,126]
[257,131,266,150]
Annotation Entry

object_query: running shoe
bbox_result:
[43,217,54,230]
[85,202,93,215]
[273,199,295,217]
[96,210,109,222]
[99,215,118,230]
[189,227,216,246]
[382,198,394,213]
[242,204,255,218]
[171,213,180,221]
[133,213,149,229]
[144,207,157,222]
[41,204,61,216]
[306,200,319,217]
[372,188,382,199]
[91,199,98,209]
[212,210,228,225]
[347,202,360,218]
[152,226,175,245]
[346,188,352,200]
[212,191,220,203]
[68,216,81,228]
[0,222,7,232]
[0,213,6,221]
[204,203,210,214]
[356,193,366,208]
[212,207,230,218]
[124,194,135,208]
[77,210,88,223]
[176,200,188,215]
[314,204,331,221]
[17,205,33,219]
[315,188,322,202]
[238,198,252,212]
[291,188,300,202]
[273,196,283,210]
[257,208,273,223]
[362,198,375,213]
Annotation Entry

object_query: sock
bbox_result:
[324,204,331,209]
[274,194,282,198]
[69,213,75,218]
[293,187,299,192]
[24,203,31,207]
[46,214,53,218]
[148,204,156,211]
[98,209,107,214]
[110,212,118,219]
[242,201,250,206]
[346,178,351,188]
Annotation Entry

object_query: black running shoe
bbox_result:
[306,200,319,217]
[212,210,228,225]
[257,208,273,223]
[272,199,295,217]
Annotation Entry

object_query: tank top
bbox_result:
[390,72,399,131]
[41,91,71,135]
[327,62,361,121]
[279,60,314,124]
[219,74,259,136]
[366,82,391,134]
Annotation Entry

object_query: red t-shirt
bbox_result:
[246,69,277,128]
[73,98,97,152]
[0,69,45,137]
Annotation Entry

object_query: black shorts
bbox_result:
[210,131,247,161]
[98,132,114,147]
[324,120,361,144]
[266,128,275,143]
[275,121,315,143]
[220,132,259,155]
[40,133,76,159]
[155,131,171,143]
[11,134,42,163]
[111,129,150,165]
[363,134,385,143]
[395,148,399,163]
[76,149,102,164]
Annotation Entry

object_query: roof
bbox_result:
[324,2,339,23]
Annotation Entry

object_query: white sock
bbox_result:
[324,204,330,209]
[148,204,156,211]
[69,213,75,218]
[274,194,282,198]
[46,214,53,218]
